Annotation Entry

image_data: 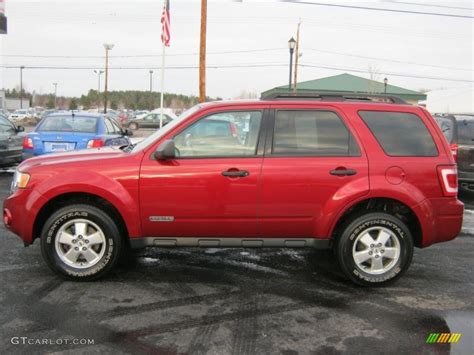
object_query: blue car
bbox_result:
[23,112,132,158]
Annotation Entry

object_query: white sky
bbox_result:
[0,0,472,110]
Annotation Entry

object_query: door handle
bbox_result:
[222,170,249,178]
[330,168,357,176]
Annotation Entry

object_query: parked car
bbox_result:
[434,113,474,193]
[0,114,25,167]
[9,109,31,122]
[22,112,132,158]
[127,112,174,130]
[4,94,463,285]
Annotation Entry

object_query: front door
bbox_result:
[139,109,266,238]
[259,108,369,238]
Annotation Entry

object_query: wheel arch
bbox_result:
[33,192,130,244]
[330,197,423,248]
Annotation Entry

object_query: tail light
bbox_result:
[437,166,458,197]
[230,123,238,138]
[22,137,33,149]
[87,139,104,149]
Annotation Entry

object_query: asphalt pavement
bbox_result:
[0,173,473,354]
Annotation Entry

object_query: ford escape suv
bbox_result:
[3,93,463,286]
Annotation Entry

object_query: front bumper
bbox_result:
[0,149,23,167]
[3,188,47,245]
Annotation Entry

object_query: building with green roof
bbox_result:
[261,73,426,104]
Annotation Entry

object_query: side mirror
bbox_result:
[154,140,176,160]
[16,125,25,132]
[123,128,133,137]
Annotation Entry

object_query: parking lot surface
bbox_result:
[0,174,473,354]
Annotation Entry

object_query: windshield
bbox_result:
[131,104,202,153]
[37,115,99,133]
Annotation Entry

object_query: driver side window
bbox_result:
[174,111,262,158]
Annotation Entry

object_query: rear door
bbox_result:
[259,107,369,238]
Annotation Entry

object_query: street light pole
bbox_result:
[103,43,114,114]
[288,37,296,92]
[149,70,154,92]
[53,82,58,109]
[19,66,24,108]
[384,77,388,94]
[94,69,104,109]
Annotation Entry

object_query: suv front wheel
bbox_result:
[336,213,414,286]
[40,204,122,281]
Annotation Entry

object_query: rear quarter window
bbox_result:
[359,111,438,157]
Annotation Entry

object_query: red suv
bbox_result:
[3,94,463,285]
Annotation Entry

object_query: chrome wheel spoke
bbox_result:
[359,233,375,248]
[376,230,391,246]
[370,257,384,272]
[74,222,87,237]
[58,231,75,246]
[82,248,99,263]
[86,232,103,246]
[63,247,80,263]
[383,247,398,259]
[354,250,372,264]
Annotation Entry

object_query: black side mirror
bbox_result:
[16,125,25,132]
[123,128,133,137]
[154,140,176,160]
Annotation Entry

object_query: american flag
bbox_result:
[161,0,170,47]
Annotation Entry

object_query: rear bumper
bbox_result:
[413,197,464,247]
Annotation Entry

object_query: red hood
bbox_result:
[19,146,128,171]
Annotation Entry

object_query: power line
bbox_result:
[304,48,473,72]
[300,64,474,83]
[2,63,472,83]
[282,0,474,19]
[0,48,285,59]
[384,1,473,11]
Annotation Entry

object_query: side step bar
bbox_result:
[129,237,331,250]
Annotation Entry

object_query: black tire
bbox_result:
[129,122,139,130]
[40,204,122,281]
[335,212,413,287]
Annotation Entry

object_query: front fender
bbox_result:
[34,171,141,238]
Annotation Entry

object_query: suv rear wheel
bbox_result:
[40,204,122,281]
[336,213,413,286]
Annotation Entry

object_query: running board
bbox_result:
[129,237,331,249]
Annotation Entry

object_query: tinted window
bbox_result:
[455,116,474,145]
[434,116,454,143]
[174,111,262,158]
[272,110,360,156]
[359,111,437,156]
[37,115,98,133]
[0,116,16,134]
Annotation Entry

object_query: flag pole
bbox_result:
[159,42,165,129]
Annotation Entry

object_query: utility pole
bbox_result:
[293,21,301,93]
[19,66,24,108]
[53,82,58,109]
[94,69,104,109]
[199,0,207,103]
[149,70,154,92]
[103,43,114,113]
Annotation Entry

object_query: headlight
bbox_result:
[10,170,30,194]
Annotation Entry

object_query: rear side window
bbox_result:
[359,111,438,156]
[272,110,360,156]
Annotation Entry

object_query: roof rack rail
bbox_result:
[262,91,408,105]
